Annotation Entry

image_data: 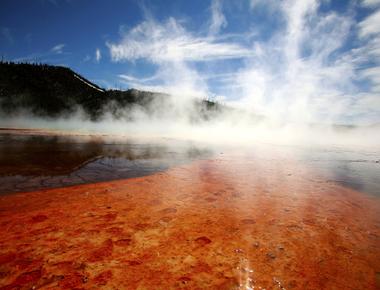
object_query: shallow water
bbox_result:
[297,147,380,196]
[0,130,379,289]
[0,131,379,196]
[0,132,213,194]
[256,144,380,196]
[0,145,379,289]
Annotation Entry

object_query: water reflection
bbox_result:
[295,146,380,196]
[0,133,212,194]
[0,132,379,196]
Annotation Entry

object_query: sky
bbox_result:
[0,0,380,125]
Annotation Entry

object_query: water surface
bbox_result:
[0,130,379,289]
[0,131,212,194]
[0,131,379,196]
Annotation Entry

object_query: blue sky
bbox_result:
[1,0,379,124]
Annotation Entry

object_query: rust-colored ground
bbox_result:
[0,152,379,289]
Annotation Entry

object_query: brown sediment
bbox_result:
[0,153,379,289]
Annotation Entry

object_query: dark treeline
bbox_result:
[0,61,224,121]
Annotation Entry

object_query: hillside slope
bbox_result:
[0,61,223,121]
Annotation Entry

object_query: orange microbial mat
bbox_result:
[0,153,379,289]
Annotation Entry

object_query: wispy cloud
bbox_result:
[106,13,253,98]
[358,9,380,38]
[231,1,343,117]
[118,74,158,83]
[209,0,227,35]
[14,43,69,64]
[82,54,91,62]
[107,0,380,124]
[51,43,65,54]
[361,0,380,7]
[243,1,379,124]
[0,27,13,45]
[107,18,251,63]
[95,48,101,62]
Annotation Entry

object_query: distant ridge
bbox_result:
[0,61,223,121]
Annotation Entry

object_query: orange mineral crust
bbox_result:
[0,154,379,289]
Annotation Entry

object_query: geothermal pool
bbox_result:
[0,129,379,289]
[0,130,213,194]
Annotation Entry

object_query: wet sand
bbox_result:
[0,151,379,290]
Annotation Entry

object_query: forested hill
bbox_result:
[0,61,223,121]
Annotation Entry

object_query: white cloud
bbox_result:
[51,43,65,54]
[250,0,278,12]
[361,0,380,7]
[118,74,139,82]
[107,0,380,124]
[95,48,101,62]
[228,0,379,124]
[355,8,380,106]
[107,16,253,98]
[361,66,380,92]
[355,93,380,113]
[119,74,158,83]
[358,9,380,38]
[119,61,209,98]
[107,18,251,63]
[209,0,227,35]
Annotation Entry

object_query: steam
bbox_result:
[107,0,379,124]
[1,0,380,149]
[1,104,379,149]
